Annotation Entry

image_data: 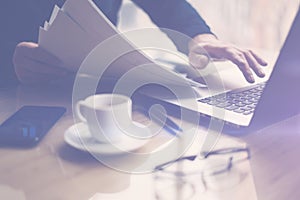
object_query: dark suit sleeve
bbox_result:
[132,0,213,54]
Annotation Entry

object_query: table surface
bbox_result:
[0,48,296,200]
[242,114,300,200]
[0,83,255,200]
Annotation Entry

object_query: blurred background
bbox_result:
[118,0,299,53]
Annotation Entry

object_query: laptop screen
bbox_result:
[250,8,300,129]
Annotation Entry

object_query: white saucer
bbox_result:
[64,123,149,155]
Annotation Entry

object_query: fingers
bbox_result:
[189,37,268,83]
[189,52,210,69]
[250,50,268,66]
[226,50,255,83]
[16,67,62,85]
[15,58,68,85]
[223,47,268,83]
[17,55,68,76]
[15,42,65,68]
[13,42,70,85]
[244,51,265,78]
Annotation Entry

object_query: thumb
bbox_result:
[189,53,210,69]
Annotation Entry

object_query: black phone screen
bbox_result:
[0,106,66,147]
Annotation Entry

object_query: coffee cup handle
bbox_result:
[75,101,87,122]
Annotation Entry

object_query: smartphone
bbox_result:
[0,106,66,147]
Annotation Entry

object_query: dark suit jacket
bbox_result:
[0,0,212,87]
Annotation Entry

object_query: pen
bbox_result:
[162,124,179,137]
[153,108,183,132]
[135,105,183,137]
[149,109,183,137]
[150,114,181,137]
[164,116,183,132]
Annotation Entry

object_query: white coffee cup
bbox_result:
[75,94,134,143]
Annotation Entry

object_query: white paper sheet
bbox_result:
[39,9,96,71]
[39,0,207,87]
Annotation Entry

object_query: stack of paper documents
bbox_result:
[39,0,205,88]
[39,0,119,71]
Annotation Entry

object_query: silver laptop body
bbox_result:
[143,8,300,132]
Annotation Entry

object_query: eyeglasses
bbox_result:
[153,147,251,200]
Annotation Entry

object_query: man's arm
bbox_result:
[189,34,267,83]
[132,0,212,54]
[132,0,268,83]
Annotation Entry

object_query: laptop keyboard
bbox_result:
[198,82,266,115]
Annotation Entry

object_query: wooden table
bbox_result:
[0,85,131,200]
[0,84,256,200]
[242,114,300,200]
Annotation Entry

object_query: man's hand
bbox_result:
[13,42,70,85]
[189,34,268,83]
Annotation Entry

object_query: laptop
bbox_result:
[141,9,300,133]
